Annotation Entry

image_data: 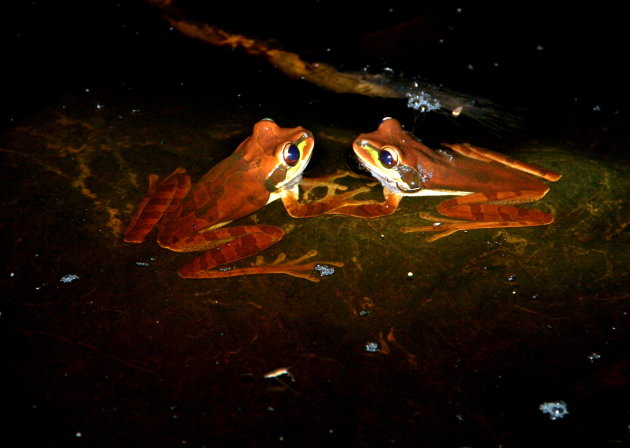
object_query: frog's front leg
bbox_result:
[300,171,377,202]
[176,225,343,282]
[319,188,403,218]
[281,182,375,218]
[298,170,377,195]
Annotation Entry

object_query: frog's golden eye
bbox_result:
[378,148,398,168]
[283,143,300,166]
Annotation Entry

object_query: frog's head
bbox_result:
[245,119,314,192]
[352,117,430,194]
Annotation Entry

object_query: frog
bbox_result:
[328,117,562,241]
[124,119,365,280]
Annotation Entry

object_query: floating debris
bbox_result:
[539,401,569,420]
[135,261,150,267]
[587,352,601,363]
[364,342,380,353]
[145,2,522,133]
[406,91,442,112]
[264,367,295,382]
[314,264,336,277]
[59,274,80,283]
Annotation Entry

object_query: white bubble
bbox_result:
[587,352,601,363]
[314,264,336,276]
[60,274,80,283]
[539,401,568,420]
[406,91,441,112]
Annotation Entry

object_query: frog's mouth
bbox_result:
[354,156,420,194]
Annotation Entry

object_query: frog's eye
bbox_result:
[283,143,300,166]
[378,149,397,168]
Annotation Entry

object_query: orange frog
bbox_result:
[330,117,562,241]
[124,119,361,281]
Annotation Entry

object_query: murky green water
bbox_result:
[1,84,628,447]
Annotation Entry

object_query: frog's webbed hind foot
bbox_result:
[399,213,466,241]
[257,250,344,282]
[416,212,462,224]
[401,222,463,241]
[401,214,554,242]
[180,250,344,282]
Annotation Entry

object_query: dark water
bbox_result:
[2,2,629,447]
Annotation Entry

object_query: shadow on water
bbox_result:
[2,3,629,447]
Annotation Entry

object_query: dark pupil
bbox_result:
[379,150,395,168]
[284,144,300,166]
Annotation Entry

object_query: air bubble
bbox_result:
[539,401,568,420]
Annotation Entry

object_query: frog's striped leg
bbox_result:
[401,190,555,241]
[319,189,403,218]
[442,143,562,181]
[124,168,190,243]
[175,226,343,282]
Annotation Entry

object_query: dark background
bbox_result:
[4,1,628,135]
[2,2,629,448]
